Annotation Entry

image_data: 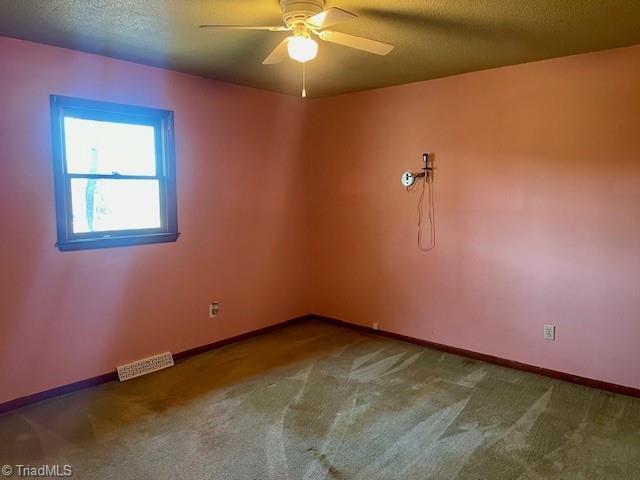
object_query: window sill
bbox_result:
[56,232,180,251]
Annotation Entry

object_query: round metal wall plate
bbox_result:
[401,171,415,187]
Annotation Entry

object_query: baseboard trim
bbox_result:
[3,312,637,414]
[0,371,119,415]
[0,315,311,414]
[171,315,310,361]
[311,314,640,399]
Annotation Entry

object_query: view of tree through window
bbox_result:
[64,118,161,233]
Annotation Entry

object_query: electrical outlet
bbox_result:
[209,301,220,319]
[544,324,555,341]
[372,322,379,330]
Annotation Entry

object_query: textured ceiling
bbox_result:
[1,0,640,97]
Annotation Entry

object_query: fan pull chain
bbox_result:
[302,62,307,98]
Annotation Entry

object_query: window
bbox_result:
[50,95,179,251]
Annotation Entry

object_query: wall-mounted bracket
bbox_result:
[401,153,433,187]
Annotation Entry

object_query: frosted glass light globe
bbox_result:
[287,36,318,63]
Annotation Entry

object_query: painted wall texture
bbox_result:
[0,37,311,404]
[1,36,640,403]
[306,44,640,391]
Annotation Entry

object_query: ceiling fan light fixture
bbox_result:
[287,36,318,63]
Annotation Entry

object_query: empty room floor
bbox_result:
[1,320,639,479]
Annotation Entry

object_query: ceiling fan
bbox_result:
[200,0,394,97]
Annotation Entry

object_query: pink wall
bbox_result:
[306,45,640,390]
[0,37,311,404]
[2,36,640,404]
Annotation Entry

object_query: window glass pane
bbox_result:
[64,117,156,176]
[70,179,161,233]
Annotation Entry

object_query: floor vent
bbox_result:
[117,352,174,381]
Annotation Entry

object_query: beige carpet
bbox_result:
[1,320,639,479]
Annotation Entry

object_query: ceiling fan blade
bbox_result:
[199,25,289,32]
[263,37,291,65]
[307,7,356,28]
[319,31,394,55]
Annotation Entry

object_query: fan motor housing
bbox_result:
[280,0,324,26]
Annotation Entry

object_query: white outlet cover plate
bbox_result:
[544,324,555,341]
